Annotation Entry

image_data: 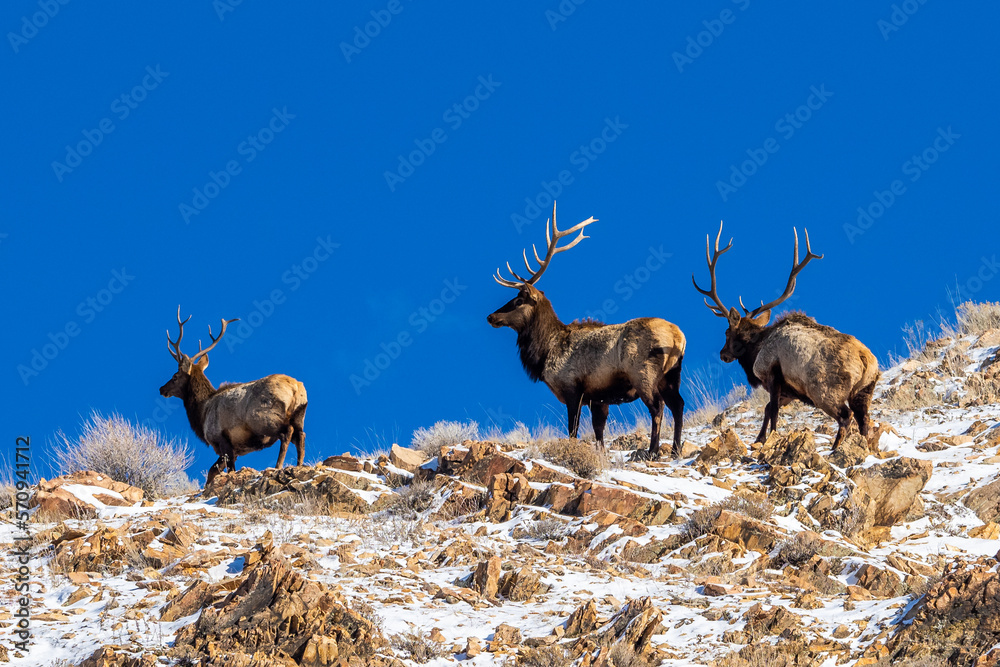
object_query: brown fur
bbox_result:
[721,309,879,447]
[161,320,307,487]
[488,284,686,458]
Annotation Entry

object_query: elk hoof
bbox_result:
[629,448,660,462]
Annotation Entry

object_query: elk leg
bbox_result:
[757,371,783,444]
[216,437,237,473]
[662,359,685,458]
[591,401,609,451]
[291,403,307,466]
[832,405,852,450]
[293,428,306,466]
[644,396,665,459]
[849,381,876,439]
[275,425,293,469]
[566,392,584,438]
[205,456,226,488]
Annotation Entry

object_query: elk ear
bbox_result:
[727,307,741,328]
[751,310,771,326]
[179,357,192,373]
[195,355,210,371]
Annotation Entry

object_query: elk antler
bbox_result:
[191,317,240,363]
[167,306,193,361]
[692,221,733,318]
[745,228,823,318]
[494,201,597,288]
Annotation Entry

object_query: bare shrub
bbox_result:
[518,645,572,667]
[939,346,972,377]
[684,493,773,541]
[605,642,650,667]
[962,372,1000,407]
[481,421,532,445]
[390,630,445,664]
[531,439,607,479]
[350,599,385,626]
[525,517,566,541]
[54,412,193,499]
[387,479,437,518]
[829,497,868,538]
[774,533,819,568]
[899,320,938,362]
[955,301,1000,336]
[720,492,774,521]
[411,420,479,454]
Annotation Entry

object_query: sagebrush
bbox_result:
[530,438,607,479]
[54,412,193,498]
[411,420,479,454]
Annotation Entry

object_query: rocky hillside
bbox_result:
[11,317,1000,666]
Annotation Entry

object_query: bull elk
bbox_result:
[160,308,308,486]
[488,203,686,459]
[692,223,879,448]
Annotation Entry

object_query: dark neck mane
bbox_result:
[515,298,567,382]
[183,369,217,444]
[735,327,770,388]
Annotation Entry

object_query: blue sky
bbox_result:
[4,2,998,479]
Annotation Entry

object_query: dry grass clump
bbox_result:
[720,492,774,521]
[684,492,774,542]
[684,369,748,427]
[605,642,650,667]
[390,630,446,664]
[411,420,479,454]
[517,645,572,667]
[530,438,608,479]
[387,479,437,518]
[54,411,193,499]
[525,516,566,541]
[773,533,820,568]
[962,372,1000,407]
[898,320,939,363]
[480,421,532,445]
[955,301,1000,335]
[350,599,385,626]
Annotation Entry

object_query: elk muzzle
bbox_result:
[719,342,737,364]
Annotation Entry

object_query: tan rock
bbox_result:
[160,580,209,622]
[489,623,522,650]
[697,429,747,465]
[499,566,542,602]
[565,599,599,637]
[966,478,1000,524]
[703,583,728,596]
[758,429,827,470]
[486,473,532,522]
[854,563,904,598]
[389,444,428,473]
[172,542,389,665]
[849,457,932,528]
[471,557,501,599]
[970,522,1000,540]
[34,471,144,519]
[322,454,363,472]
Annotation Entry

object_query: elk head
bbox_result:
[692,222,823,362]
[488,202,597,332]
[160,307,238,398]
